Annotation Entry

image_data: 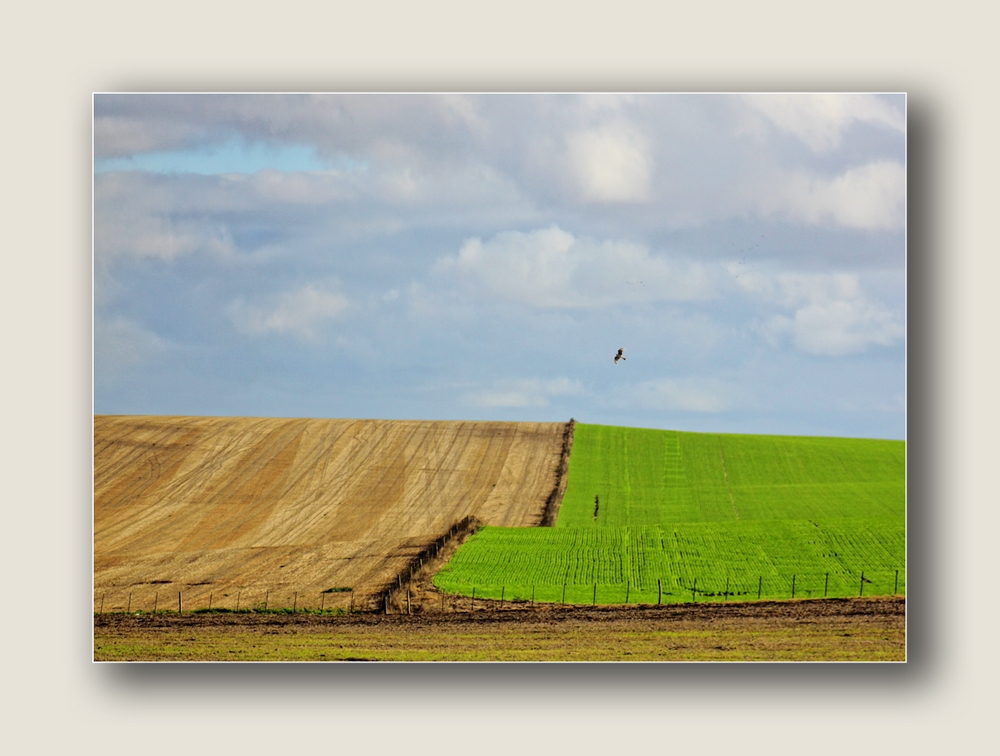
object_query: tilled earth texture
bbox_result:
[95,416,570,613]
[93,596,905,661]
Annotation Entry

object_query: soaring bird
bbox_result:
[614,348,625,364]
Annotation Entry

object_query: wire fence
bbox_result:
[438,568,905,607]
[95,569,904,615]
[93,586,361,615]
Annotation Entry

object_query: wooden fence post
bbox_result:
[153,592,158,613]
[860,571,865,597]
[321,593,325,612]
[127,593,132,613]
[824,573,829,598]
[350,590,354,613]
[236,590,241,612]
[894,570,899,595]
[265,590,269,610]
[293,592,297,612]
[658,579,662,605]
[178,591,182,614]
[724,577,729,601]
[209,593,213,610]
[791,575,796,599]
[757,576,762,600]
[625,582,629,604]
[593,583,597,606]
[99,594,104,614]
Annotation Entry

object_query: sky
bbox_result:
[93,93,905,440]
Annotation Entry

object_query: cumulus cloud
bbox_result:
[739,272,903,356]
[741,93,905,152]
[566,126,651,203]
[755,160,905,231]
[462,378,583,408]
[436,226,710,308]
[227,283,349,339]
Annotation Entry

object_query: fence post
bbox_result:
[127,593,132,613]
[658,579,662,605]
[441,592,445,612]
[593,583,597,606]
[692,578,697,603]
[824,573,829,598]
[100,594,105,614]
[178,591,182,614]
[625,582,629,605]
[406,589,410,615]
[791,575,796,599]
[265,590,269,610]
[894,570,899,595]
[724,577,729,601]
[757,576,762,600]
[350,590,354,613]
[321,592,325,612]
[859,571,865,597]
[153,592,158,613]
[293,592,297,612]
[236,590,241,612]
[209,593,213,610]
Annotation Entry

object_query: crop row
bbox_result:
[557,425,905,527]
[433,518,904,604]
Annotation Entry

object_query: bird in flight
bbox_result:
[614,348,625,364]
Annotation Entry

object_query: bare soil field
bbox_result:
[95,416,570,613]
[93,596,905,661]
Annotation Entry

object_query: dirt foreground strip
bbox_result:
[94,596,904,662]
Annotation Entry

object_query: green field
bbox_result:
[433,424,905,604]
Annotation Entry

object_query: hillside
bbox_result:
[94,415,570,612]
[434,424,906,604]
[557,424,905,526]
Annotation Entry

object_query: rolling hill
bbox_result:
[94,415,570,612]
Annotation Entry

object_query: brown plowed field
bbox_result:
[95,416,569,612]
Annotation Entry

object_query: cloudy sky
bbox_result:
[93,93,905,439]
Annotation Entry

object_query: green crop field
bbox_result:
[433,424,905,604]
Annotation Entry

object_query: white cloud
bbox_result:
[463,378,583,408]
[740,272,903,356]
[436,226,711,309]
[566,126,651,203]
[97,214,237,261]
[742,93,905,152]
[756,160,905,231]
[628,377,733,413]
[94,317,170,373]
[228,283,349,339]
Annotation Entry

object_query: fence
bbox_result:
[93,586,360,615]
[95,569,905,615]
[434,568,906,607]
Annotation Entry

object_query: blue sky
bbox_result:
[93,93,905,439]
